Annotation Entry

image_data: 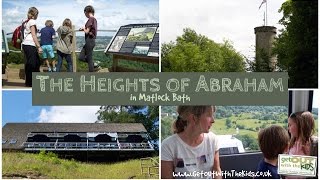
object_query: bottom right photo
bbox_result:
[161,90,318,179]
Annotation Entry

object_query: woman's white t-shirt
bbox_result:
[22,19,37,47]
[161,132,219,179]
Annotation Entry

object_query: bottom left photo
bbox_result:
[2,90,159,179]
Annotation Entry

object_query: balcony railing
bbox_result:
[23,141,154,151]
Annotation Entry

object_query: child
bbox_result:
[256,125,290,179]
[286,111,316,179]
[56,18,73,72]
[288,111,315,155]
[40,20,56,72]
[79,5,97,72]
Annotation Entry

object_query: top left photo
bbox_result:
[2,0,159,89]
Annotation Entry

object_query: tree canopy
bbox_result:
[273,0,318,88]
[96,106,159,151]
[162,28,245,72]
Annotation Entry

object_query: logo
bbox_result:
[278,154,317,177]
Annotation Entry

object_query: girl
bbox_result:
[79,5,97,72]
[287,111,316,179]
[22,7,42,87]
[161,106,222,179]
[56,18,73,72]
[288,111,315,156]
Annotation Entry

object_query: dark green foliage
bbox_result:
[235,134,259,150]
[273,0,318,88]
[225,118,232,129]
[2,42,24,64]
[247,49,274,72]
[161,116,173,141]
[96,106,159,151]
[161,28,245,72]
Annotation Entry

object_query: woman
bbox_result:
[161,106,222,179]
[56,18,73,72]
[22,7,42,87]
[79,5,97,72]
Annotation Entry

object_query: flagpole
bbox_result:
[266,0,268,26]
[264,12,266,26]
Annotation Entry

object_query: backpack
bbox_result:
[12,19,30,49]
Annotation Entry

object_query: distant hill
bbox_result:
[6,36,113,51]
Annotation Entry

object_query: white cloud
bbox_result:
[2,0,159,35]
[76,0,95,6]
[5,6,20,17]
[37,106,101,123]
[161,0,285,58]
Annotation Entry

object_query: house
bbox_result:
[3,123,155,160]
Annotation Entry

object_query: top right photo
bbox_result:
[161,0,318,89]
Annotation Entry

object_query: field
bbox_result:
[161,106,318,151]
[3,152,159,179]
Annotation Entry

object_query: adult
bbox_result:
[22,7,42,87]
[161,106,222,179]
[79,5,97,72]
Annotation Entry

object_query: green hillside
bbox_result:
[3,152,158,179]
[161,106,318,151]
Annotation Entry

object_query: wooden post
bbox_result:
[112,54,119,72]
[72,25,77,72]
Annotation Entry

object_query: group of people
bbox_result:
[22,6,97,87]
[161,106,316,179]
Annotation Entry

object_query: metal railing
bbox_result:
[4,27,117,72]
[23,141,154,151]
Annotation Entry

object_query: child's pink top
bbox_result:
[286,140,311,179]
[288,140,311,156]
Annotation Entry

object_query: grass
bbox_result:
[2,152,159,179]
[7,63,24,69]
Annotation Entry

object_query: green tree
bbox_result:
[236,134,259,151]
[246,49,274,72]
[225,118,232,129]
[161,28,245,72]
[273,0,318,88]
[97,106,159,150]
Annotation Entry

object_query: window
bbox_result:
[2,139,7,144]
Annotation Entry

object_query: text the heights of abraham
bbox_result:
[35,75,284,93]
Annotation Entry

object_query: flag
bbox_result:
[259,0,266,9]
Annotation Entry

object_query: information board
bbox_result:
[2,30,9,54]
[105,23,159,58]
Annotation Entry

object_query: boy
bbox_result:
[256,125,289,179]
[40,20,56,72]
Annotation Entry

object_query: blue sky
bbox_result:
[2,90,49,125]
[2,90,100,126]
[2,0,159,35]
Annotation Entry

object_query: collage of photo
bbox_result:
[1,0,319,179]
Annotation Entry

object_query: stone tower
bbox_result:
[254,26,277,71]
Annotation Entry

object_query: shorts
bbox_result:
[41,45,55,59]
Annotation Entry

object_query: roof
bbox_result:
[217,135,245,153]
[2,123,147,150]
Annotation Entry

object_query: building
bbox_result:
[254,26,277,71]
[3,123,155,160]
[217,135,245,155]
